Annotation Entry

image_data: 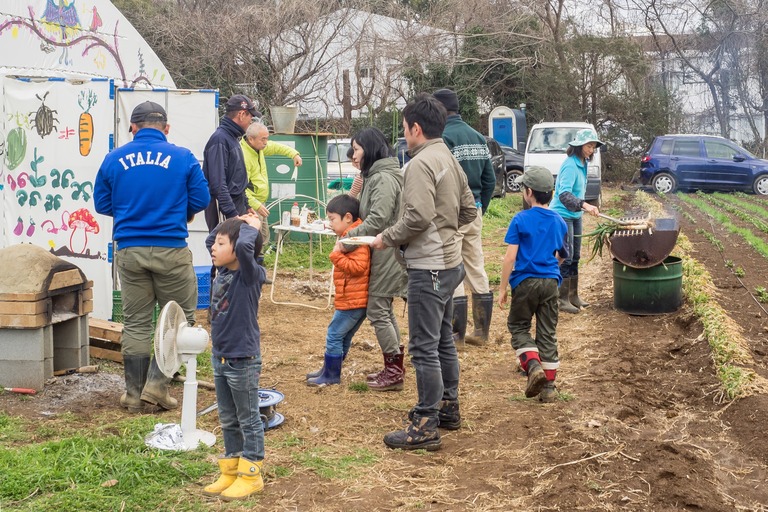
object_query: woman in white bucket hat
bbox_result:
[549,129,602,314]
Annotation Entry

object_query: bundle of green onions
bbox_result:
[578,213,654,262]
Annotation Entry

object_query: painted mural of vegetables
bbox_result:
[28,148,47,188]
[78,90,97,156]
[5,127,27,170]
[68,208,100,254]
[13,217,23,236]
[26,218,36,237]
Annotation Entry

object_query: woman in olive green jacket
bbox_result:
[348,128,407,391]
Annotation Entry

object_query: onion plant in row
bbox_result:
[716,192,768,221]
[696,192,768,235]
[677,193,768,261]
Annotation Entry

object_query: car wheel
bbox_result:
[505,169,523,193]
[652,172,677,194]
[753,174,768,196]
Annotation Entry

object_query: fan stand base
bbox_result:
[181,429,216,451]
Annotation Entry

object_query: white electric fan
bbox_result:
[154,300,216,450]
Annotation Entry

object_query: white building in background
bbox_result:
[258,8,458,120]
[639,33,766,147]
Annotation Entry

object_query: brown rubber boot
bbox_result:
[140,357,178,410]
[568,274,590,309]
[368,352,404,391]
[465,293,493,345]
[559,277,579,314]
[451,296,468,348]
[120,354,149,413]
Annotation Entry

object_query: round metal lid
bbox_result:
[267,412,285,429]
[258,389,284,408]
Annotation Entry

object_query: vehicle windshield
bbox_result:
[328,142,352,162]
[527,128,584,153]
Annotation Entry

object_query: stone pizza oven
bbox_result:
[0,244,93,391]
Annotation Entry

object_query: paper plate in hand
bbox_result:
[342,236,376,245]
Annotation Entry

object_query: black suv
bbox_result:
[640,135,768,195]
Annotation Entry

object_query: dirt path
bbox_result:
[2,189,768,511]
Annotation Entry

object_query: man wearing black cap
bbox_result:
[433,88,496,348]
[202,94,262,232]
[94,101,211,414]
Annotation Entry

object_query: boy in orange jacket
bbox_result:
[307,194,371,386]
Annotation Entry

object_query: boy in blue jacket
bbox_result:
[498,166,568,403]
[203,213,267,501]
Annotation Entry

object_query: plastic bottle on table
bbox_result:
[290,202,300,227]
[299,204,309,226]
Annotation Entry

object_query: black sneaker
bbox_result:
[437,400,461,430]
[384,415,441,451]
[525,360,547,398]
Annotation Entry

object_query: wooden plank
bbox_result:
[89,346,123,363]
[0,299,49,315]
[82,300,93,314]
[82,288,93,301]
[84,280,94,289]
[49,269,84,290]
[0,313,47,328]
[89,318,123,344]
[0,291,46,302]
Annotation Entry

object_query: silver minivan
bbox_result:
[524,122,602,206]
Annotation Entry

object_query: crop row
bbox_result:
[676,193,768,261]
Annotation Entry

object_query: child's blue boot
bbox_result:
[306,353,342,386]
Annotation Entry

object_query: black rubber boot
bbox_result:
[140,357,178,410]
[120,355,150,413]
[465,292,494,345]
[569,274,589,309]
[451,296,468,348]
[559,277,579,314]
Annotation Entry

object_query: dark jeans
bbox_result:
[213,356,264,462]
[406,264,465,418]
[507,277,559,365]
[560,216,582,278]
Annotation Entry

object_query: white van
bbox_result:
[523,122,602,206]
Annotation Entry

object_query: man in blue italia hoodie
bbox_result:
[94,101,211,414]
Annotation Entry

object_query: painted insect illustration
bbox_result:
[29,92,59,139]
[78,90,97,156]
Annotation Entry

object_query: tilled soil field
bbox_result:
[2,188,768,511]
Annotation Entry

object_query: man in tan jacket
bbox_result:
[373,93,477,451]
